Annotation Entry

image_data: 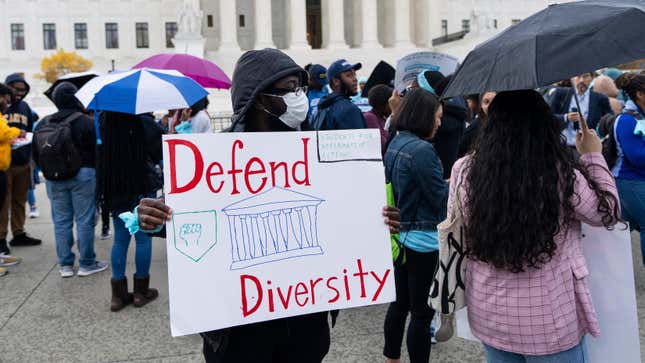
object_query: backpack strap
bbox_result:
[60,112,82,125]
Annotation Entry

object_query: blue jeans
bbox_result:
[27,188,35,208]
[111,209,153,280]
[29,165,40,208]
[616,178,645,263]
[45,168,97,268]
[483,337,588,363]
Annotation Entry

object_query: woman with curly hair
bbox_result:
[448,90,621,362]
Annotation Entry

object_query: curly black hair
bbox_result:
[464,90,621,273]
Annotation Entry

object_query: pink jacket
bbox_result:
[448,152,619,355]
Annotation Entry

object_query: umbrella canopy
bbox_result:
[44,71,99,101]
[443,0,645,98]
[75,68,208,114]
[132,53,232,89]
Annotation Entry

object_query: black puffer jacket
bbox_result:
[432,97,467,179]
[229,48,308,132]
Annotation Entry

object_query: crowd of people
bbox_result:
[0,47,643,362]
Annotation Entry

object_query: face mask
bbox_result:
[263,91,309,129]
[174,120,192,134]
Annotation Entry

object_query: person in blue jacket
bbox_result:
[306,64,329,122]
[314,59,367,130]
[614,72,645,264]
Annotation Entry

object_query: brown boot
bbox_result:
[133,275,158,307]
[110,278,133,312]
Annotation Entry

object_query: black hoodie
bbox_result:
[229,48,308,132]
[4,73,35,165]
[432,97,467,179]
[33,82,96,170]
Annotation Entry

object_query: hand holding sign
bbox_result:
[138,197,172,230]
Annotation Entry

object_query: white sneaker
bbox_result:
[60,265,74,278]
[0,255,21,267]
[77,261,108,277]
[29,208,39,218]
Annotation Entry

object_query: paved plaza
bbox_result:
[0,187,642,362]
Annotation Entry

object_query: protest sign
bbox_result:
[456,225,641,362]
[162,129,395,337]
[394,51,459,92]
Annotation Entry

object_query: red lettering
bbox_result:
[343,269,351,301]
[327,277,340,303]
[205,162,224,193]
[267,280,274,313]
[353,259,369,298]
[309,277,323,305]
[292,138,311,186]
[240,274,263,317]
[277,285,293,309]
[165,139,203,194]
[228,140,244,195]
[294,282,309,307]
[244,157,268,194]
[269,161,291,188]
[370,269,391,302]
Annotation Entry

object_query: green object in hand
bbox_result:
[386,183,405,266]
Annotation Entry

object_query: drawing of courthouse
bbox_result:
[222,187,325,270]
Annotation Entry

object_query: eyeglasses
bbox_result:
[262,86,308,97]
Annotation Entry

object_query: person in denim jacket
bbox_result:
[383,88,448,363]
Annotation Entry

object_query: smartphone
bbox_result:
[571,107,580,130]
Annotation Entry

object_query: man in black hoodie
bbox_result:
[134,49,401,363]
[2,73,41,252]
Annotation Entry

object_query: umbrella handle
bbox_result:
[572,91,589,133]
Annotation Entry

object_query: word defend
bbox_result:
[166,137,311,195]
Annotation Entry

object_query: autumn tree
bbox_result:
[37,49,93,83]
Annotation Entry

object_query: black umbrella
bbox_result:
[443,0,645,99]
[44,72,99,101]
[361,61,396,98]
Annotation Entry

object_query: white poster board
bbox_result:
[394,51,459,92]
[162,130,395,336]
[456,225,641,362]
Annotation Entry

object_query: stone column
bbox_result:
[289,0,310,49]
[394,0,414,48]
[219,0,240,50]
[0,0,8,60]
[254,0,275,49]
[427,0,443,48]
[360,0,382,48]
[322,0,349,49]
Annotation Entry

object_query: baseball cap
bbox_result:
[327,59,362,83]
[309,64,329,86]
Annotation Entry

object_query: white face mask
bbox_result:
[278,91,309,128]
[263,91,309,129]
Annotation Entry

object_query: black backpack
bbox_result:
[599,110,639,170]
[34,112,82,181]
